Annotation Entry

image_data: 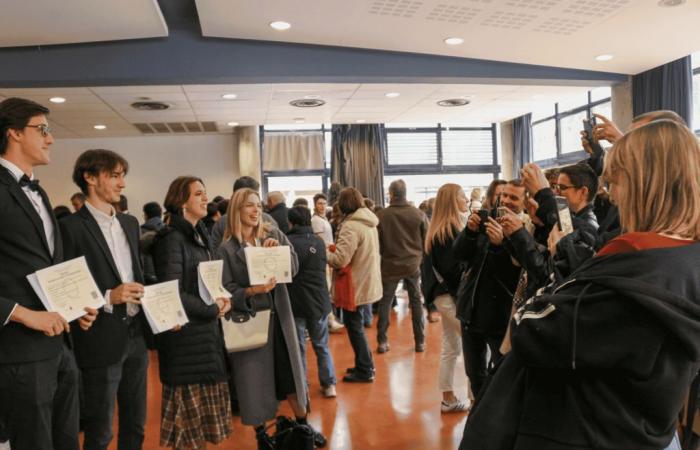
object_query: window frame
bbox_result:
[383,123,500,179]
[532,90,612,168]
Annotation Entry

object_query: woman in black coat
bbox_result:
[152,176,232,450]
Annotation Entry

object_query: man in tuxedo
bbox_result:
[60,149,149,450]
[0,97,97,450]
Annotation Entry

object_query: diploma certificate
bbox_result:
[243,245,292,285]
[26,256,106,323]
[198,260,231,305]
[140,280,189,334]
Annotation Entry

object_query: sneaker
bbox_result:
[346,367,375,376]
[441,398,470,413]
[321,384,337,398]
[377,342,390,353]
[342,372,375,383]
[328,318,345,334]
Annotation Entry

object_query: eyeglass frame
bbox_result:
[553,183,580,192]
[24,124,52,137]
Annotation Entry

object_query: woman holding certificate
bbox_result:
[218,187,327,448]
[151,176,233,450]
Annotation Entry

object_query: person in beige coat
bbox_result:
[327,187,382,383]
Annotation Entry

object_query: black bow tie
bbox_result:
[19,175,40,192]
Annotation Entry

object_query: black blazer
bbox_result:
[0,166,65,364]
[60,205,146,369]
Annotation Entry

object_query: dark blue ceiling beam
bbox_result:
[0,0,627,88]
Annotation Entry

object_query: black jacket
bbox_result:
[268,202,290,234]
[0,166,66,364]
[60,206,149,368]
[151,214,227,386]
[505,203,599,298]
[424,229,465,301]
[286,226,332,321]
[460,242,700,450]
[453,227,521,335]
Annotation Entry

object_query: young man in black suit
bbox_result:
[60,149,149,450]
[0,98,97,450]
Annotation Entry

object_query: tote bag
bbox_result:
[221,309,271,353]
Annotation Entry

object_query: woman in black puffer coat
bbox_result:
[152,176,232,450]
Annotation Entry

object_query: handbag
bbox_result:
[221,308,271,353]
[333,265,356,311]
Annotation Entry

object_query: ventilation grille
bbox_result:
[369,0,423,17]
[133,121,219,134]
[426,4,481,23]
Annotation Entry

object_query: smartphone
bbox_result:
[555,196,574,235]
[478,209,489,233]
[496,206,509,219]
[582,117,597,146]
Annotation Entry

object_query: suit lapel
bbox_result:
[78,207,122,281]
[1,167,53,258]
[37,185,63,264]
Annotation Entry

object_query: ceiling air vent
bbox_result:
[131,101,170,111]
[290,98,326,108]
[437,98,471,107]
[133,121,219,134]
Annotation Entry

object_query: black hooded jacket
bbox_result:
[460,242,700,450]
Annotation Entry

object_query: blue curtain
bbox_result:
[330,124,386,206]
[512,113,533,179]
[632,56,693,126]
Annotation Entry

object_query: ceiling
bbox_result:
[0,0,167,47]
[0,83,607,138]
[196,0,700,74]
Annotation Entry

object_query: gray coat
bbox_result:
[217,228,307,426]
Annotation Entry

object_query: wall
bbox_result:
[36,134,239,223]
[612,78,633,132]
[499,120,514,179]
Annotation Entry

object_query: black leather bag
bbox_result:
[273,416,314,450]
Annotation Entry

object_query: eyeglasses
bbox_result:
[25,124,52,137]
[553,183,579,192]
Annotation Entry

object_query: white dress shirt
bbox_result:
[311,214,334,245]
[84,200,139,316]
[1,157,55,325]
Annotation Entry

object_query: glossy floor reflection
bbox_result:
[107,291,470,449]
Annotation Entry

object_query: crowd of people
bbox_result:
[1,95,699,450]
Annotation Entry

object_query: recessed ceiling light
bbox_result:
[304,94,322,100]
[269,21,291,31]
[221,93,237,100]
[437,98,471,107]
[658,0,685,6]
[595,54,614,61]
[356,119,366,123]
[227,122,239,127]
[531,94,544,99]
[49,97,66,104]
[294,118,305,124]
[93,124,106,130]
[444,37,464,45]
[290,98,325,108]
[385,92,400,98]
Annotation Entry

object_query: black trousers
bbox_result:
[0,342,80,450]
[81,327,148,450]
[461,329,504,397]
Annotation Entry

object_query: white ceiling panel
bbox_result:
[0,0,167,47]
[196,0,700,74]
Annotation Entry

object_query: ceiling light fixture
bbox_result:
[94,124,106,130]
[290,98,325,108]
[304,94,322,100]
[294,118,305,124]
[385,92,400,98]
[227,122,239,127]
[221,94,237,100]
[658,0,685,6]
[49,97,66,104]
[356,119,367,123]
[595,54,614,61]
[444,37,464,45]
[269,21,291,31]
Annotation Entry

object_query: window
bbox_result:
[532,119,556,161]
[266,175,324,206]
[383,173,495,205]
[531,88,612,166]
[441,129,494,166]
[386,132,438,165]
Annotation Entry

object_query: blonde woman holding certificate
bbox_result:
[218,188,326,448]
[152,176,232,450]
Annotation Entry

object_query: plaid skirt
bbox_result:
[160,382,232,449]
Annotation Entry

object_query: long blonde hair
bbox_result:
[603,119,700,239]
[224,188,266,244]
[425,183,465,253]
